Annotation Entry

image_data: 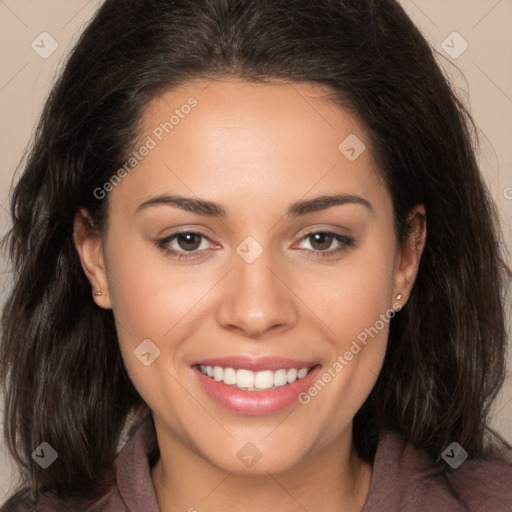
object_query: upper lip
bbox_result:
[192,356,320,372]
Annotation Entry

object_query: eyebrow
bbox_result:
[136,193,374,217]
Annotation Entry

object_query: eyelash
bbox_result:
[155,230,355,261]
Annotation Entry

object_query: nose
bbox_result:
[216,244,298,339]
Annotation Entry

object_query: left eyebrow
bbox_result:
[286,194,374,217]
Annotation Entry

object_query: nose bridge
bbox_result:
[216,236,297,337]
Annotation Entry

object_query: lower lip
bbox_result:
[193,365,322,415]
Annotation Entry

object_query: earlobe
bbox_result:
[73,208,112,309]
[392,205,427,307]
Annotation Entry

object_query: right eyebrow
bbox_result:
[136,194,227,217]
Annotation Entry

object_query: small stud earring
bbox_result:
[396,293,403,300]
[94,290,102,297]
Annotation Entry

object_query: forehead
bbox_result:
[109,79,389,220]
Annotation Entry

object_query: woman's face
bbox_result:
[77,79,424,474]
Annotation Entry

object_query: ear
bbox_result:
[391,204,426,309]
[73,208,112,309]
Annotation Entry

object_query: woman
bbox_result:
[1,0,511,510]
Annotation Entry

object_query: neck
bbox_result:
[151,422,373,512]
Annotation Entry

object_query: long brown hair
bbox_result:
[1,0,510,507]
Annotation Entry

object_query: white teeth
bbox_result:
[198,365,313,390]
[273,369,288,387]
[254,370,274,389]
[236,369,255,388]
[286,368,298,382]
[297,368,308,378]
[213,366,224,381]
[223,367,237,385]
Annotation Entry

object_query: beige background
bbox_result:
[0,0,511,501]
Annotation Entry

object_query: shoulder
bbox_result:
[363,430,512,512]
[0,487,120,512]
[1,421,158,512]
[445,453,512,510]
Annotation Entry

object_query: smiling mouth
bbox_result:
[194,364,317,391]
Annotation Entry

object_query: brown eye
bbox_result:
[175,233,202,251]
[308,232,335,251]
[295,230,355,259]
[155,231,213,260]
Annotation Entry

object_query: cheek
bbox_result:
[298,231,396,346]
[104,226,213,340]
[103,237,195,416]
[101,231,192,395]
[293,234,396,430]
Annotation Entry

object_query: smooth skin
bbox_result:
[74,79,426,512]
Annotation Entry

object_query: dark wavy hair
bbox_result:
[1,0,511,507]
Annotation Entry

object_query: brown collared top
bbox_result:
[5,421,512,512]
